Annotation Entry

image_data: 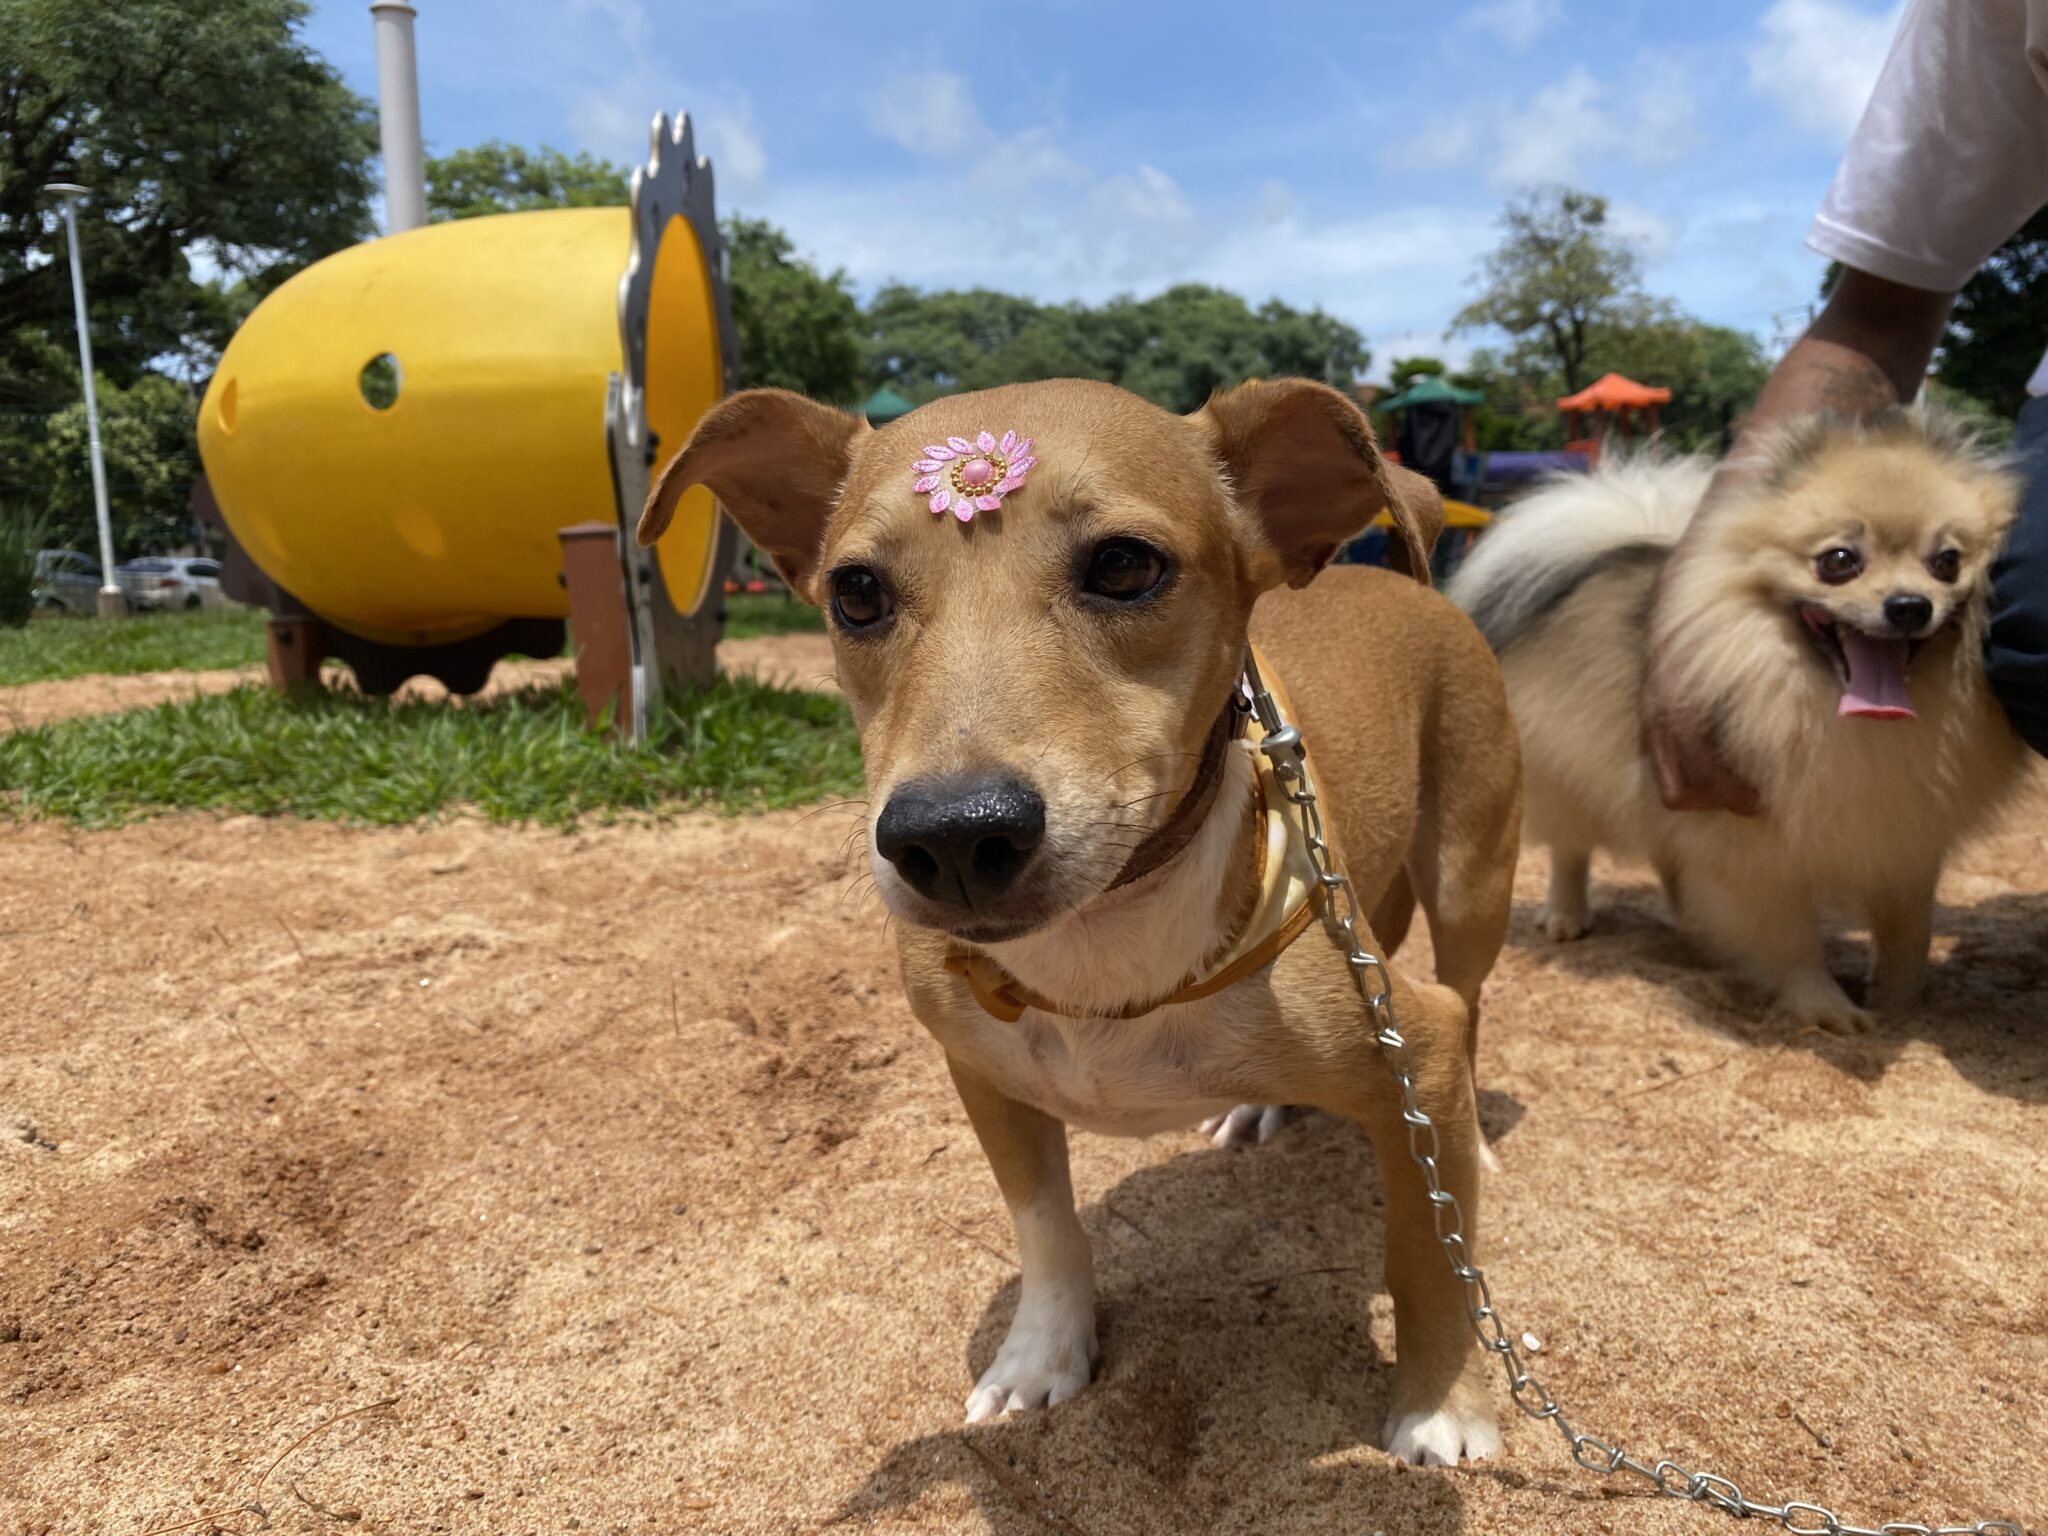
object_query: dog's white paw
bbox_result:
[1199,1104,1292,1147]
[1539,905,1590,942]
[1776,973,1870,1035]
[1383,1402,1503,1466]
[965,1306,1097,1422]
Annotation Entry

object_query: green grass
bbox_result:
[0,607,269,685]
[721,590,823,639]
[0,675,862,827]
[0,594,817,688]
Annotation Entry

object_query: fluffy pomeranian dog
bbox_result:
[1448,410,2029,1030]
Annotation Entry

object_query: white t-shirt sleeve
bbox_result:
[1807,0,2048,293]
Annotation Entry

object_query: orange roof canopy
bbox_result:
[1556,372,1672,411]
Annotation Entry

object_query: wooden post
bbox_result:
[266,617,324,691]
[558,521,633,734]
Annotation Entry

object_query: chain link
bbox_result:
[1237,656,2024,1536]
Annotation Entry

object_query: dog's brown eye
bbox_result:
[1082,538,1168,603]
[1928,548,1961,583]
[829,566,893,630]
[1816,547,1862,585]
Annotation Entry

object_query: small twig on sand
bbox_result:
[1243,1264,1362,1288]
[1583,1056,1730,1117]
[934,1216,1017,1270]
[956,1435,1095,1536]
[289,1479,363,1523]
[1104,1199,1151,1240]
[274,915,309,965]
[227,1017,297,1102]
[1792,1408,1833,1450]
[142,1397,398,1534]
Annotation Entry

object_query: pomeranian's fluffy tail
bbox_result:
[1447,455,1714,653]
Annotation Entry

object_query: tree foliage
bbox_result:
[1454,189,1642,395]
[1,0,378,381]
[0,0,377,556]
[1935,207,2048,421]
[426,142,631,221]
[725,217,862,401]
[864,283,1368,415]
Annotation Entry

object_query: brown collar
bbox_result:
[1105,689,1244,891]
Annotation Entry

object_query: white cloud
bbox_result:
[1603,199,1679,264]
[1492,66,1605,186]
[1379,117,1478,173]
[567,0,648,49]
[1624,50,1699,166]
[1489,57,1700,186]
[570,76,766,190]
[1749,0,1905,143]
[1093,164,1196,230]
[867,70,990,158]
[1258,178,1297,226]
[1465,0,1564,52]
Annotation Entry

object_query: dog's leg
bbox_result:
[1866,866,1938,1014]
[1539,845,1593,941]
[1303,977,1501,1465]
[947,1057,1098,1421]
[1370,868,1418,955]
[1682,867,1868,1033]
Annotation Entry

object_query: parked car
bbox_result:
[31,549,105,616]
[117,556,227,611]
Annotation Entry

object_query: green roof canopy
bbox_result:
[1379,376,1484,410]
[859,386,916,423]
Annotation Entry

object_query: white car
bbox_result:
[117,557,228,612]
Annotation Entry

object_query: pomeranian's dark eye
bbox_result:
[1082,538,1168,602]
[829,566,893,630]
[1927,548,1962,583]
[1816,547,1863,584]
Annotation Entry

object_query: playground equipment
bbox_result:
[1557,370,1671,464]
[196,113,737,721]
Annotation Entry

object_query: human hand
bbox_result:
[1644,696,1762,816]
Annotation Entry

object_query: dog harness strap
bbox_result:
[945,649,1326,1022]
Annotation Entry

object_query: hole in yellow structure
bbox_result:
[216,377,238,435]
[359,353,402,411]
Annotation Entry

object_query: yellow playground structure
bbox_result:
[196,113,735,714]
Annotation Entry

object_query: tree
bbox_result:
[425,142,631,221]
[863,282,1367,414]
[1387,356,1447,391]
[1936,207,2048,420]
[1454,189,1642,394]
[1,0,376,558]
[1,0,378,382]
[725,217,862,401]
[31,369,201,551]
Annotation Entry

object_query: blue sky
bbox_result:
[301,0,1906,379]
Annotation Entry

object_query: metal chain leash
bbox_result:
[1237,654,2024,1536]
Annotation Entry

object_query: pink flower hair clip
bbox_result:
[911,431,1036,522]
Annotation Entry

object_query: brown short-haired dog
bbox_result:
[643,378,1521,1463]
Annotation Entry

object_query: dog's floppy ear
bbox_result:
[639,389,865,600]
[1197,378,1442,588]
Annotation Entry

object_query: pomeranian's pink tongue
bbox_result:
[1837,629,1916,719]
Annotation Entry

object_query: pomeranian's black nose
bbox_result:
[875,774,1046,905]
[1884,593,1935,634]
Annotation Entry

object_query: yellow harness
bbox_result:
[943,652,1326,1022]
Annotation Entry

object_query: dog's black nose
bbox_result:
[875,774,1046,905]
[1883,593,1935,634]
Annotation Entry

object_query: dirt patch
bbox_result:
[4,781,2045,1534]
[0,634,838,731]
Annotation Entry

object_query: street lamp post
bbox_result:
[44,183,124,619]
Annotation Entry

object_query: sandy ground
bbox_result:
[4,776,2046,1534]
[0,633,838,730]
